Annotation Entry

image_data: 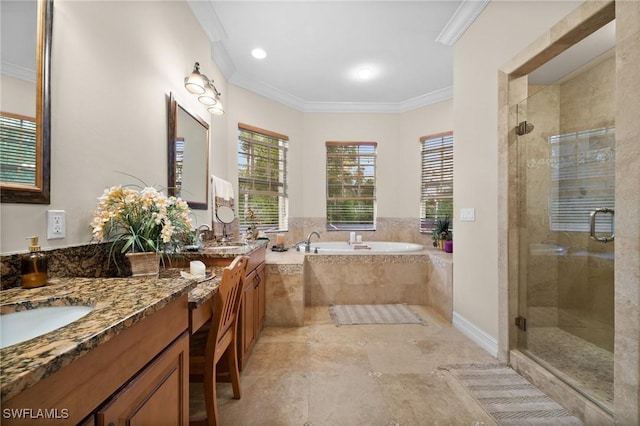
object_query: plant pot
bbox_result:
[126,252,160,277]
[438,239,446,250]
[444,240,453,253]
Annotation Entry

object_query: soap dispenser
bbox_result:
[21,236,48,289]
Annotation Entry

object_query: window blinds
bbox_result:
[326,142,377,231]
[0,113,37,186]
[237,123,289,231]
[549,127,615,233]
[420,132,453,232]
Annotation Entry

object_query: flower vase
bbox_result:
[438,239,446,251]
[126,252,160,277]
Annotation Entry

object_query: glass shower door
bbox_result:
[515,51,615,413]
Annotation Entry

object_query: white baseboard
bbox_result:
[452,311,498,357]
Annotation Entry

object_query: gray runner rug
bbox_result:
[328,304,426,326]
[442,363,583,425]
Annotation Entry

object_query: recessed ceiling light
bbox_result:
[251,48,267,59]
[358,68,372,80]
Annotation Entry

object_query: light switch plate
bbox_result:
[47,210,66,239]
[460,207,475,222]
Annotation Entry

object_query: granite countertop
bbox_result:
[160,267,223,308]
[0,275,199,402]
[178,239,269,260]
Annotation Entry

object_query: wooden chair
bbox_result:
[189,255,249,426]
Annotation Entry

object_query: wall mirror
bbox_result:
[0,0,52,204]
[167,92,209,210]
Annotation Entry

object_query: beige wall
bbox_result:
[298,101,453,219]
[452,0,582,341]
[0,0,223,253]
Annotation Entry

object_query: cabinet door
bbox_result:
[242,269,257,357]
[95,332,189,426]
[256,264,266,333]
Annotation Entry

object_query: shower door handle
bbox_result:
[589,208,615,243]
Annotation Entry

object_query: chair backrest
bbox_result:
[210,255,249,350]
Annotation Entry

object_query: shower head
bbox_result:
[516,121,534,135]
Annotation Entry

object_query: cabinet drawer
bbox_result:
[96,332,189,426]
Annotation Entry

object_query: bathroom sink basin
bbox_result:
[0,305,94,349]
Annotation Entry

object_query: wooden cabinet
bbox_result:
[2,295,190,425]
[239,262,265,370]
[173,245,266,370]
[95,332,189,426]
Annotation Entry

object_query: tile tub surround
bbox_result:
[0,275,199,402]
[265,246,452,323]
[265,249,305,326]
[305,251,431,306]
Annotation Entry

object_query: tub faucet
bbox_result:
[305,231,320,253]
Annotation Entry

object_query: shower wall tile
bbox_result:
[614,1,640,422]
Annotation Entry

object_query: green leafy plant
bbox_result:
[91,185,194,263]
[431,216,451,247]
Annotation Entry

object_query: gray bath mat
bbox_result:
[328,304,426,326]
[442,363,583,425]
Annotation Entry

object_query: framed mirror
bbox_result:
[167,92,209,210]
[0,0,52,204]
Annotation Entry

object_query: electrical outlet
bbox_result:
[47,210,66,239]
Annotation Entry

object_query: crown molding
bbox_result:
[230,72,452,114]
[210,41,236,81]
[1,61,35,83]
[187,0,227,42]
[436,0,489,46]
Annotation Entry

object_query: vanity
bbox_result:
[0,276,199,425]
[0,240,267,424]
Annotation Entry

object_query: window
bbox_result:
[237,123,288,231]
[420,132,453,232]
[549,127,615,232]
[0,112,37,186]
[326,141,376,231]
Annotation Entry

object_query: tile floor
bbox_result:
[526,327,613,413]
[192,305,503,425]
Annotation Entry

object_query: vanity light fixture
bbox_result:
[198,82,218,106]
[184,62,224,115]
[184,62,206,94]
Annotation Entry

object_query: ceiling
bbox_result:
[2,1,615,114]
[188,1,489,113]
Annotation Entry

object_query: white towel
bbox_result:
[211,175,234,201]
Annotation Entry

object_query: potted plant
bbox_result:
[91,185,194,276]
[431,217,451,250]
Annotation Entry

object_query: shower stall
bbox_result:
[514,39,616,413]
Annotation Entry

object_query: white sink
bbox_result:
[0,305,94,349]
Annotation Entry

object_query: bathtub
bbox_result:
[309,241,424,253]
[304,240,430,306]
